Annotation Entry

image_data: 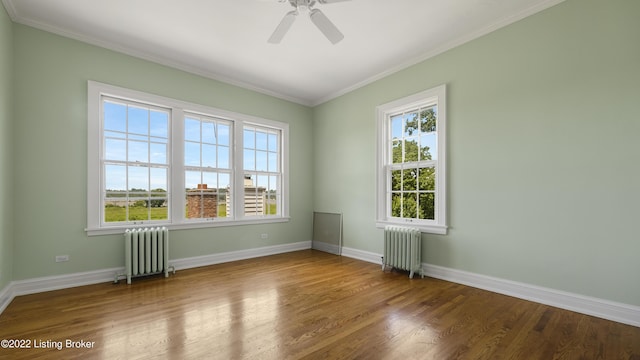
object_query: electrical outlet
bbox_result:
[55,255,69,263]
[261,233,269,239]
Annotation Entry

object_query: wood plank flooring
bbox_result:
[0,250,639,359]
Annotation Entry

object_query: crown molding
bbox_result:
[311,0,566,106]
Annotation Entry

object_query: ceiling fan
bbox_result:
[267,0,351,44]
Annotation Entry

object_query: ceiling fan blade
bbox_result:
[268,11,297,44]
[317,0,352,3]
[309,8,344,44]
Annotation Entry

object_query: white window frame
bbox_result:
[87,81,289,236]
[375,85,447,234]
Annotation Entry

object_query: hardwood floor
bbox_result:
[1,250,639,359]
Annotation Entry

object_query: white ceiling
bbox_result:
[3,0,564,106]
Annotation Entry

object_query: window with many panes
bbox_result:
[184,113,232,220]
[102,98,170,224]
[376,85,447,234]
[87,81,289,235]
[243,125,281,216]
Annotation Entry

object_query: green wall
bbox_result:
[11,24,314,280]
[0,4,14,292]
[313,0,640,306]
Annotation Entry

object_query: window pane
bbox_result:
[202,121,215,144]
[151,206,168,221]
[150,167,167,192]
[105,138,126,161]
[185,118,200,141]
[268,175,278,192]
[185,171,202,190]
[256,151,268,171]
[218,124,230,146]
[186,192,202,219]
[268,133,278,152]
[244,174,257,216]
[257,174,268,189]
[420,133,436,161]
[128,140,148,162]
[418,167,435,191]
[218,146,230,169]
[150,110,168,138]
[219,173,231,218]
[202,171,217,189]
[104,203,126,222]
[128,199,149,221]
[185,142,201,167]
[266,193,278,215]
[128,106,148,135]
[244,149,255,171]
[104,101,126,132]
[402,193,417,218]
[391,115,403,139]
[148,193,167,213]
[391,193,402,217]
[105,164,126,191]
[185,170,224,224]
[267,175,278,215]
[202,144,216,167]
[404,112,419,136]
[128,166,149,192]
[403,169,417,191]
[420,106,437,133]
[244,128,255,148]
[391,169,402,191]
[268,152,278,172]
[256,131,268,150]
[403,139,419,162]
[391,140,402,164]
[419,193,435,220]
[220,173,231,188]
[150,142,167,164]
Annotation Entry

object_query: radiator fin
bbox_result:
[383,225,423,278]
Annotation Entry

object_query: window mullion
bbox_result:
[233,121,245,219]
[171,108,184,223]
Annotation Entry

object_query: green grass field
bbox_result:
[105,206,168,222]
[105,203,276,222]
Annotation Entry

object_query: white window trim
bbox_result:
[375,85,447,235]
[87,81,289,236]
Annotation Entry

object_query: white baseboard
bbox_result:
[0,241,312,316]
[339,249,640,328]
[12,267,123,297]
[423,263,640,328]
[0,267,122,315]
[0,282,13,315]
[340,246,382,264]
[170,241,311,270]
[311,241,341,255]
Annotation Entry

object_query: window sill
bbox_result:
[376,220,448,235]
[86,217,291,236]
